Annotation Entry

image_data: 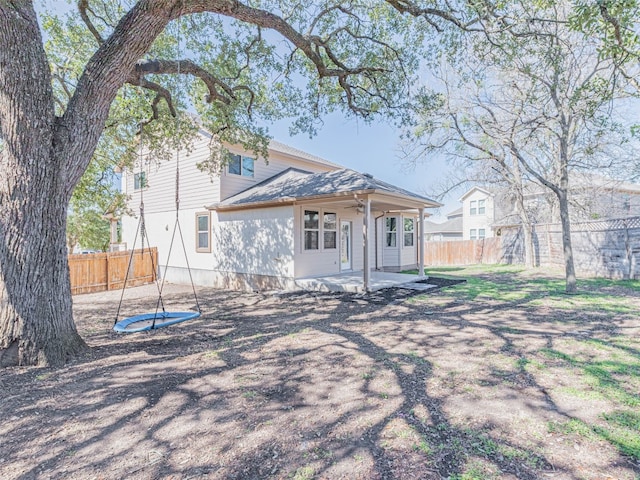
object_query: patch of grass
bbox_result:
[530,292,637,314]
[548,419,598,440]
[450,459,499,480]
[542,346,640,407]
[242,390,258,400]
[468,434,498,456]
[593,423,640,459]
[516,357,546,371]
[35,372,52,381]
[405,351,426,365]
[496,444,544,469]
[362,370,375,380]
[291,466,315,480]
[602,410,640,430]
[549,416,640,460]
[412,439,431,454]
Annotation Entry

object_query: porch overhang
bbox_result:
[208,189,441,212]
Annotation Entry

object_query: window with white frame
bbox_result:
[470,229,477,240]
[304,210,319,250]
[386,217,397,247]
[228,153,255,177]
[478,199,486,215]
[195,212,211,252]
[403,217,414,247]
[478,228,486,239]
[469,200,477,216]
[303,210,338,251]
[134,172,147,190]
[323,212,337,249]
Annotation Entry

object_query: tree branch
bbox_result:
[78,0,105,44]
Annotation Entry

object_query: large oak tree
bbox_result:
[0,0,480,367]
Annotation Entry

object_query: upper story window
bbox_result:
[386,217,397,247]
[134,172,147,190]
[403,218,414,247]
[228,153,255,178]
[470,198,486,216]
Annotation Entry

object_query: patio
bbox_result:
[294,270,437,293]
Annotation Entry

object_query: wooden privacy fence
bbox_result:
[68,248,158,295]
[425,238,503,266]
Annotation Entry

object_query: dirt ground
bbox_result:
[1,272,640,480]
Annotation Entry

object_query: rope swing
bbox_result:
[114,11,201,333]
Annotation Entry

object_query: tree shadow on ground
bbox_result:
[1,280,639,479]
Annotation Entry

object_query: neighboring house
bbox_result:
[455,176,640,238]
[459,187,495,240]
[121,130,441,292]
[424,208,463,241]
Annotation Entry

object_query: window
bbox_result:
[228,153,255,177]
[478,199,486,215]
[134,172,147,190]
[469,200,477,216]
[478,228,486,239]
[470,229,477,240]
[403,218,414,247]
[304,210,319,250]
[386,217,397,247]
[196,212,211,252]
[323,212,337,249]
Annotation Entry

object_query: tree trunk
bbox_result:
[557,189,577,293]
[0,2,86,366]
[0,172,87,367]
[514,187,535,268]
[521,223,535,268]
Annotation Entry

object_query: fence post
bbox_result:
[106,252,111,291]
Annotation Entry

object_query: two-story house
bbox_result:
[459,187,495,240]
[121,130,441,292]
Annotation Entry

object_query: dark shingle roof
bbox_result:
[213,168,441,209]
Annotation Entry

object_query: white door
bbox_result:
[341,221,352,271]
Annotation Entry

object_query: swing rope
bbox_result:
[114,124,167,326]
[149,7,201,328]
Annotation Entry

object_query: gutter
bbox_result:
[208,188,442,212]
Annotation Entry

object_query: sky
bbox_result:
[266,115,455,221]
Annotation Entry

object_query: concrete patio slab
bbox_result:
[294,271,436,293]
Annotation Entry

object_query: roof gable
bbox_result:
[459,186,494,202]
[212,168,441,210]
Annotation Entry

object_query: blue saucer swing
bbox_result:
[114,311,201,333]
[113,115,201,334]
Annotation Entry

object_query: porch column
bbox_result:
[363,196,371,292]
[418,207,425,278]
